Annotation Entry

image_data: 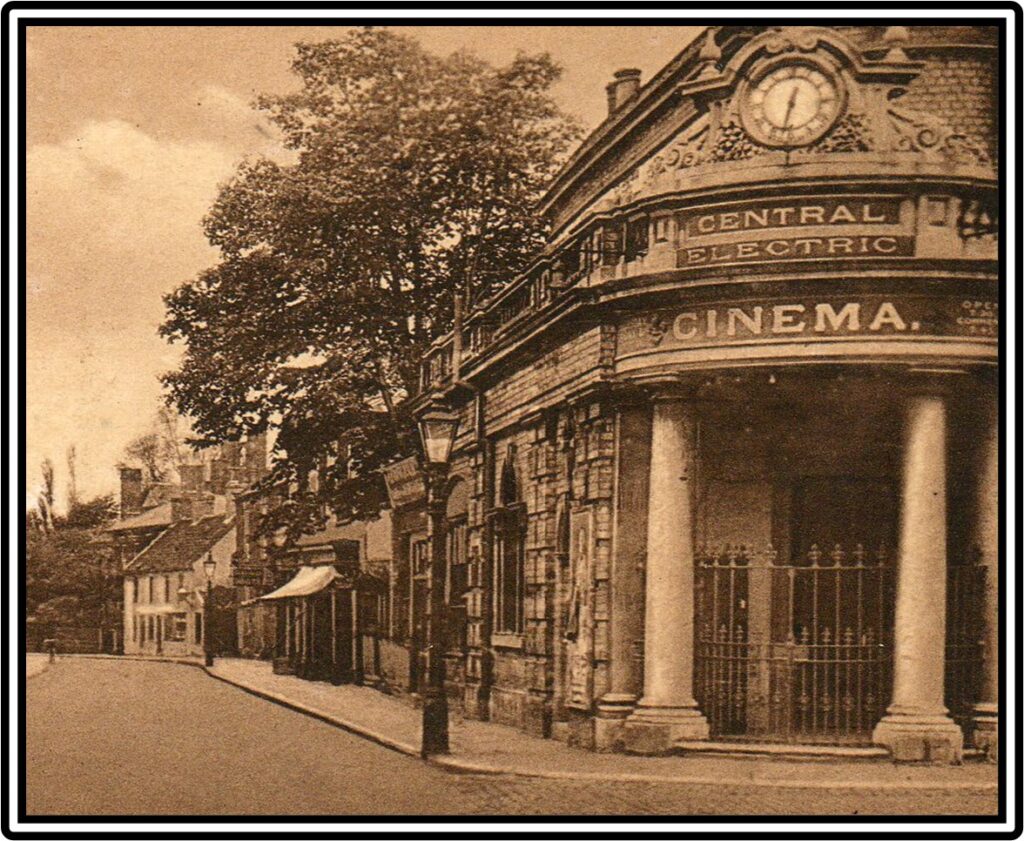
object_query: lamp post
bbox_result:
[203,553,217,667]
[417,402,460,757]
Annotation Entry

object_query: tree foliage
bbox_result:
[26,493,118,626]
[120,406,186,483]
[161,28,580,529]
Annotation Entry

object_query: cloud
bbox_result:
[193,84,290,159]
[25,120,246,504]
[28,119,239,266]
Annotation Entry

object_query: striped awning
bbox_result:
[259,565,340,600]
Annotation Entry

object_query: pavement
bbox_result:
[205,657,998,793]
[24,657,1001,817]
[25,654,50,678]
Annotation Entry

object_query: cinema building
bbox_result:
[408,25,998,762]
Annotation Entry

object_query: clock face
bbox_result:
[743,64,844,148]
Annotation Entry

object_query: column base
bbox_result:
[873,714,963,764]
[594,693,637,752]
[973,702,998,763]
[623,705,709,755]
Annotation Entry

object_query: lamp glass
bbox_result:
[419,412,459,465]
[203,557,216,580]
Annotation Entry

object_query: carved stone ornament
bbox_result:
[646,314,670,346]
[885,90,992,166]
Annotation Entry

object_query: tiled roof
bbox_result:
[109,502,173,532]
[126,515,234,574]
[109,495,227,533]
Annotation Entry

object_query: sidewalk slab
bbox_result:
[207,658,999,792]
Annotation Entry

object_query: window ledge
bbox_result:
[491,632,525,650]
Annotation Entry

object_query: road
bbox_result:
[25,659,997,817]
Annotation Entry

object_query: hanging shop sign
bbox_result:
[677,196,912,268]
[383,456,426,509]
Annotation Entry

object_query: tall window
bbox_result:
[493,448,526,634]
[446,518,468,650]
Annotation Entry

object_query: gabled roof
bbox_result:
[109,502,173,533]
[109,495,228,533]
[126,515,234,575]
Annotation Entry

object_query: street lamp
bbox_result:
[203,553,216,667]
[417,403,459,757]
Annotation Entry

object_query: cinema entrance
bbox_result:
[624,370,994,757]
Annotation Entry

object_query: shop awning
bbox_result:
[134,604,184,616]
[259,565,340,600]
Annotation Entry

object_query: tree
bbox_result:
[37,458,55,534]
[60,494,117,531]
[120,407,187,483]
[66,444,78,510]
[25,492,117,626]
[161,28,580,531]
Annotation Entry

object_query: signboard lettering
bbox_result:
[683,198,901,238]
[679,235,913,267]
[670,301,919,342]
[623,295,997,357]
[677,197,910,268]
[383,456,425,509]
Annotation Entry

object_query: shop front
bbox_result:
[263,564,386,683]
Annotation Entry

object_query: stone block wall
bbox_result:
[447,322,617,737]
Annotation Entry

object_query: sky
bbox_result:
[25,24,701,510]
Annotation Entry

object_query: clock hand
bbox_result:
[782,85,800,129]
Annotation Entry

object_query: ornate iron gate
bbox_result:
[694,544,894,745]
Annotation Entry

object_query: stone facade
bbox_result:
[405,25,999,763]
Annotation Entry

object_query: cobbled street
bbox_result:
[24,659,996,817]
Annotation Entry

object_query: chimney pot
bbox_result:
[606,68,642,115]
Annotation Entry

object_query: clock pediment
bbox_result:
[574,27,993,229]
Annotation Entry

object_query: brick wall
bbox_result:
[899,50,998,161]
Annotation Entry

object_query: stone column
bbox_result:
[873,393,963,762]
[624,395,709,753]
[973,401,999,760]
[595,405,649,750]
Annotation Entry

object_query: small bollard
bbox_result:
[43,638,57,663]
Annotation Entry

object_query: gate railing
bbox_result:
[946,558,986,744]
[694,544,894,745]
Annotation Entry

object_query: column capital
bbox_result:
[904,368,970,398]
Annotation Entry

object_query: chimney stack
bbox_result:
[192,493,216,520]
[170,495,193,523]
[606,68,642,115]
[119,467,144,518]
[171,492,215,523]
[179,463,204,493]
[209,458,229,495]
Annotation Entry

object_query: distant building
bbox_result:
[233,493,393,687]
[122,497,235,657]
[111,436,267,658]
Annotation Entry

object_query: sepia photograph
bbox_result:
[10,6,1015,836]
